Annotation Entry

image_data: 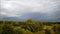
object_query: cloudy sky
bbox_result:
[0,0,60,22]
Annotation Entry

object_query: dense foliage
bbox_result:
[0,20,60,34]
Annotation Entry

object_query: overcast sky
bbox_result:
[0,0,60,22]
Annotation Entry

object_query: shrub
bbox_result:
[2,24,15,34]
[45,29,51,34]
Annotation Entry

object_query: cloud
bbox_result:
[0,0,60,22]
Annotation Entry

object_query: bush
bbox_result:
[2,25,15,34]
[45,29,51,34]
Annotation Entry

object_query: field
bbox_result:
[0,20,60,34]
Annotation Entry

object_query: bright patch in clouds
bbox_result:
[0,0,60,22]
[2,4,12,9]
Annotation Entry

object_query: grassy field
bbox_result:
[0,20,60,34]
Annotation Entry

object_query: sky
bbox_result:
[0,0,60,22]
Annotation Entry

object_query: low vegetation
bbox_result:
[0,19,60,34]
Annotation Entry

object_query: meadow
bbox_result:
[0,19,60,34]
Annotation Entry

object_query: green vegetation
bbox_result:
[0,19,60,34]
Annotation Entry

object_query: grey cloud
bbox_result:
[0,0,60,22]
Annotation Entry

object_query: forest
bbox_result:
[0,19,60,34]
